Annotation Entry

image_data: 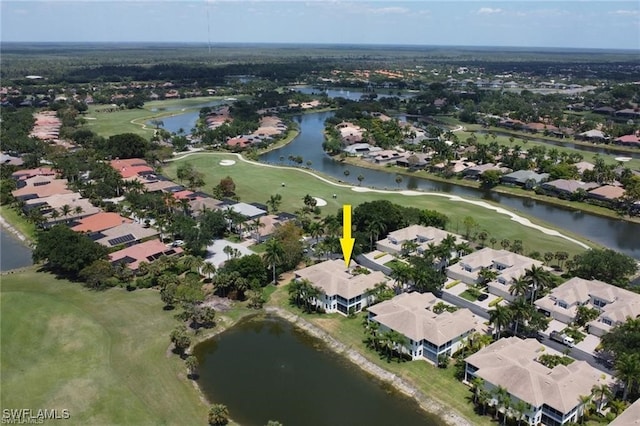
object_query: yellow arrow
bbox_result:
[339,204,355,268]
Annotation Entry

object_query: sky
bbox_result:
[1,1,639,50]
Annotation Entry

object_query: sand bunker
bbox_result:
[313,197,327,207]
[219,160,236,166]
[615,157,632,162]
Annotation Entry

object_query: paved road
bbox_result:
[538,335,614,375]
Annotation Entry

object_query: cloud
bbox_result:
[609,9,639,16]
[368,6,409,15]
[477,7,502,15]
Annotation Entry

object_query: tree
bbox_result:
[264,238,285,284]
[489,305,513,339]
[208,404,230,426]
[99,133,150,159]
[201,262,217,281]
[489,237,498,249]
[614,352,640,401]
[170,325,191,355]
[395,175,403,187]
[185,355,199,379]
[462,216,478,240]
[500,239,510,250]
[266,193,282,213]
[508,297,534,336]
[357,174,365,186]
[570,249,637,287]
[33,225,109,277]
[215,176,237,198]
[480,170,502,188]
[543,251,555,266]
[509,276,530,301]
[591,383,612,413]
[554,251,569,270]
[575,306,600,327]
[524,265,554,304]
[288,278,321,313]
[79,260,115,290]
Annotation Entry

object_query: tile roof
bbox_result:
[466,337,612,413]
[109,239,183,270]
[295,259,389,300]
[71,212,133,233]
[369,292,481,345]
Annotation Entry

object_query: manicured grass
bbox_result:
[0,205,37,242]
[0,269,207,425]
[82,96,234,139]
[459,289,480,302]
[164,152,592,258]
[268,283,492,426]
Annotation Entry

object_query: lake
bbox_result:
[0,230,33,272]
[194,315,443,426]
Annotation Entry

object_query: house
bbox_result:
[535,277,640,337]
[501,170,549,188]
[592,106,615,116]
[93,222,159,248]
[24,192,101,226]
[462,163,505,179]
[369,150,406,164]
[11,167,55,181]
[609,397,640,426]
[294,259,390,315]
[395,153,430,169]
[541,179,600,197]
[614,134,640,147]
[0,152,24,166]
[188,197,224,217]
[227,202,267,220]
[252,213,296,243]
[343,143,381,156]
[110,158,154,179]
[615,108,640,119]
[446,248,544,302]
[71,212,133,235]
[110,239,183,271]
[367,292,483,363]
[464,337,613,426]
[12,176,73,201]
[376,225,464,258]
[587,185,625,203]
[577,130,608,142]
[574,161,595,175]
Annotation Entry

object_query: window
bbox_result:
[593,299,607,308]
[602,318,612,326]
[558,301,568,309]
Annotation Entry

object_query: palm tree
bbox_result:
[264,238,285,284]
[395,175,403,187]
[555,251,569,270]
[266,193,282,214]
[591,383,612,413]
[74,205,84,216]
[470,376,485,404]
[366,218,387,251]
[208,404,230,426]
[181,255,203,272]
[59,204,72,221]
[357,174,365,186]
[500,238,511,250]
[578,394,592,424]
[512,400,530,426]
[489,305,513,339]
[615,352,640,401]
[509,276,530,301]
[308,221,324,244]
[251,217,265,242]
[509,297,533,336]
[492,385,511,425]
[489,237,498,249]
[389,262,412,294]
[524,265,554,305]
[607,399,628,416]
[201,262,216,281]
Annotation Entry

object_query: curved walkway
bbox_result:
[265,306,472,426]
[168,152,590,249]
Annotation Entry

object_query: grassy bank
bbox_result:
[82,96,237,139]
[0,269,207,425]
[165,152,593,257]
[341,156,640,224]
[0,205,37,242]
[267,283,492,426]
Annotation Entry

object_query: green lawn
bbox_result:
[0,269,207,425]
[82,96,236,139]
[268,284,492,426]
[0,205,37,242]
[164,152,593,258]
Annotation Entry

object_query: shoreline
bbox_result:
[340,155,640,225]
[264,306,473,426]
[168,151,593,250]
[0,213,33,247]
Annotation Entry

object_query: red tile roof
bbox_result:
[110,159,154,178]
[109,239,183,270]
[11,167,55,180]
[71,212,132,233]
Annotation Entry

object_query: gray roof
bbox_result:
[502,170,549,184]
[230,202,267,219]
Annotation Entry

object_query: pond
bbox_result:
[259,112,640,259]
[0,230,33,272]
[194,315,444,426]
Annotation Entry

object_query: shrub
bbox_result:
[488,297,504,307]
[445,279,461,289]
